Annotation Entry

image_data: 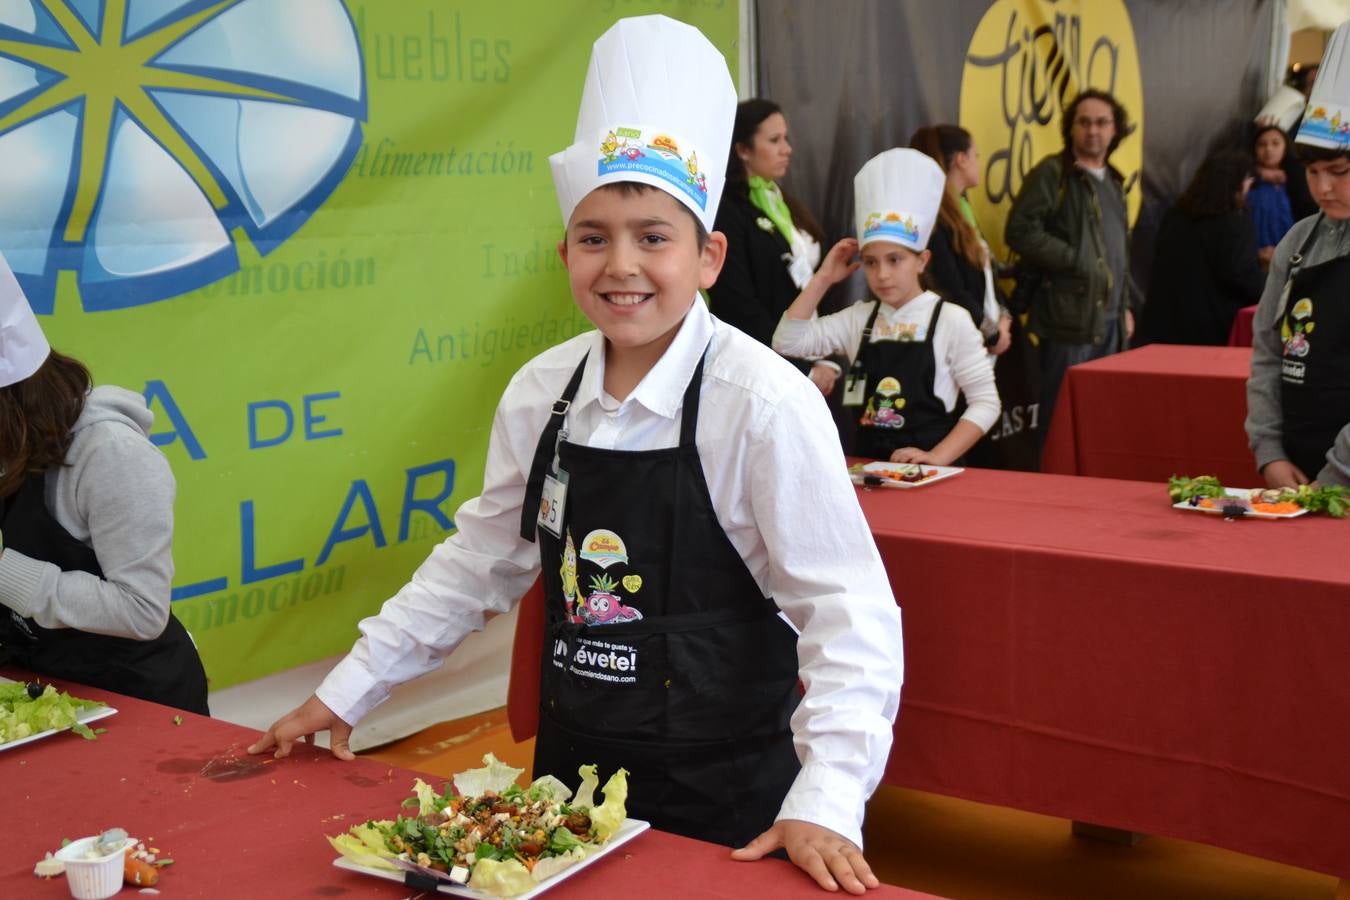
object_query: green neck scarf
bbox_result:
[747,175,796,245]
[958,194,984,238]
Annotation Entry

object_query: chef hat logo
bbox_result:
[0,249,50,389]
[1297,19,1350,150]
[854,148,946,252]
[550,15,737,231]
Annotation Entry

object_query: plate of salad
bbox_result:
[0,677,116,750]
[329,754,647,898]
[1168,475,1348,519]
[849,461,963,489]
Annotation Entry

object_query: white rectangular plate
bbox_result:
[850,462,964,489]
[0,676,117,752]
[1172,487,1309,519]
[332,818,651,898]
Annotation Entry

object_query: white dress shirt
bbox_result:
[772,290,1002,433]
[317,298,904,848]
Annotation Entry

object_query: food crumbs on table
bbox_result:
[172,716,182,726]
[33,852,64,878]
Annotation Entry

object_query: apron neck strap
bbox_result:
[925,298,944,340]
[677,343,711,449]
[861,300,882,340]
[520,352,589,542]
[1278,213,1325,321]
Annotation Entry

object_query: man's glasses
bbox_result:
[1074,117,1114,129]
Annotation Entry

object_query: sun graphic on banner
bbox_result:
[0,0,366,312]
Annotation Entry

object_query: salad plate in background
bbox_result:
[0,677,115,751]
[849,461,963,489]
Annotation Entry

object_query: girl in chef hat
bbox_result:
[774,147,1000,464]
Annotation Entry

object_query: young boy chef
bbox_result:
[252,16,903,894]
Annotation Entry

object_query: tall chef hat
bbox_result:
[853,148,947,252]
[1296,19,1350,151]
[0,250,49,388]
[549,15,737,231]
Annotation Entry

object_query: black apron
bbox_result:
[520,349,800,848]
[1277,221,1350,479]
[848,299,955,459]
[0,475,209,714]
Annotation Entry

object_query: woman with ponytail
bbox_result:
[910,124,1012,355]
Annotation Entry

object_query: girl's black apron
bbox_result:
[520,349,800,849]
[0,475,209,714]
[849,299,954,459]
[1277,224,1350,479]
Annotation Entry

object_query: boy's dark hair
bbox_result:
[1294,142,1350,165]
[594,182,709,248]
[1176,150,1254,218]
[0,350,91,498]
[1061,89,1132,159]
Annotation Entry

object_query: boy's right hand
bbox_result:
[1262,459,1310,490]
[248,694,355,761]
[813,238,860,288]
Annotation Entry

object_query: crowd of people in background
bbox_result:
[710,39,1350,487]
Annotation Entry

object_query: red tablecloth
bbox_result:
[1,674,935,898]
[1228,304,1259,346]
[511,468,1350,878]
[861,468,1350,878]
[1040,344,1256,485]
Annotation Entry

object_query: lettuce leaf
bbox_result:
[571,764,599,810]
[412,778,439,816]
[590,768,629,841]
[526,774,572,803]
[453,753,525,798]
[467,858,536,897]
[327,821,398,871]
[0,683,102,745]
[531,847,587,881]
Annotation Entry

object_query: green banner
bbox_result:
[21,0,738,689]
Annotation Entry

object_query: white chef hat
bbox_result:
[0,250,49,388]
[549,15,736,232]
[853,148,946,252]
[1296,19,1350,151]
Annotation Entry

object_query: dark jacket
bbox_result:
[709,186,804,346]
[1140,207,1265,346]
[1005,153,1130,344]
[926,220,988,331]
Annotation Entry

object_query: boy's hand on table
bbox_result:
[889,447,938,464]
[1261,459,1310,490]
[248,694,355,760]
[732,819,880,894]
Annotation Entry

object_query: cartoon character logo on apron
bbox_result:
[560,531,581,622]
[577,529,643,625]
[1282,297,1315,358]
[861,376,907,429]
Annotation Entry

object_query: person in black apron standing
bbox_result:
[253,17,905,895]
[773,148,1001,464]
[0,264,208,714]
[1247,22,1350,491]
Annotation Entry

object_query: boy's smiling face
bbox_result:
[559,185,726,358]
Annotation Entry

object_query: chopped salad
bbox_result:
[0,681,102,745]
[329,754,628,897]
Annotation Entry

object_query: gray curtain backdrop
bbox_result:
[757,0,1280,299]
[756,0,1278,466]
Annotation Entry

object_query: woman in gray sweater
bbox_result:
[0,270,208,713]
